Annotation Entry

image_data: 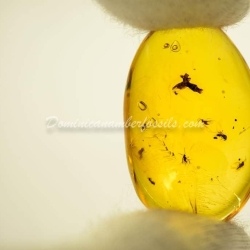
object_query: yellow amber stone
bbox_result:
[124,27,250,220]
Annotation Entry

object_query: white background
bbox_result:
[0,0,250,248]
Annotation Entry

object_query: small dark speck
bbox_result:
[193,68,196,70]
[211,178,213,181]
[138,148,144,159]
[197,166,201,169]
[239,158,241,161]
[149,145,151,147]
[133,171,137,183]
[233,126,234,129]
[222,90,225,94]
[214,137,218,140]
[178,180,181,183]
[243,127,245,130]
[163,43,170,49]
[235,119,237,122]
[218,58,221,60]
[148,178,155,185]
[157,113,160,116]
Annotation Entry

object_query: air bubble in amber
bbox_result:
[124,27,250,220]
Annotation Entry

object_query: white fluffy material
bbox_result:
[83,210,250,250]
[95,0,250,30]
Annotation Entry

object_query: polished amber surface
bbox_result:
[124,28,250,220]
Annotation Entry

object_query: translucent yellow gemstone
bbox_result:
[124,27,250,220]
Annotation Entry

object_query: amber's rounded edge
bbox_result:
[220,28,250,73]
[123,31,154,204]
[224,190,250,221]
[124,31,154,92]
[221,25,250,221]
[222,26,250,221]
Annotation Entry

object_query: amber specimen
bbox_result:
[124,28,250,220]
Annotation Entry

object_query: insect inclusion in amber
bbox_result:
[124,28,250,220]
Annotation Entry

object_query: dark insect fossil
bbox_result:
[182,153,190,164]
[199,119,211,126]
[237,161,245,170]
[172,74,203,94]
[216,131,227,141]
